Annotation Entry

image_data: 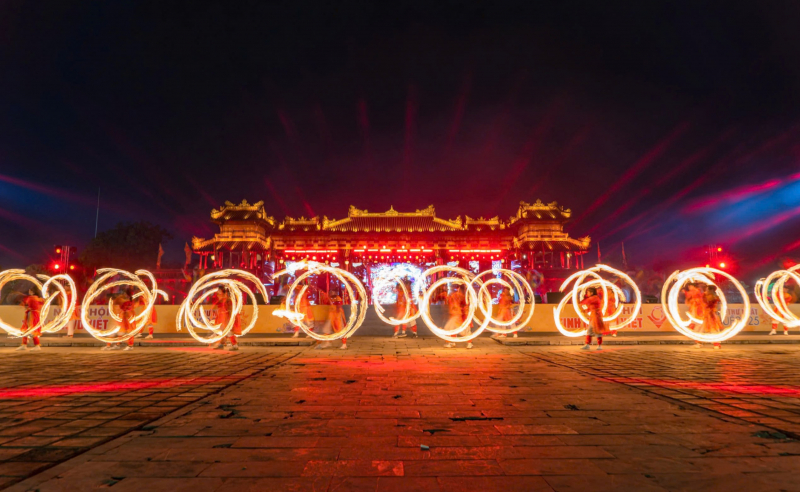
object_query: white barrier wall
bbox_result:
[0,303,796,335]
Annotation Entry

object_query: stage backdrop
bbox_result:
[0,303,796,336]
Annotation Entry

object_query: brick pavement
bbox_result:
[6,339,800,491]
[0,347,298,489]
[0,334,312,348]
[526,345,800,437]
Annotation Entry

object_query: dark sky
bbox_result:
[2,1,800,280]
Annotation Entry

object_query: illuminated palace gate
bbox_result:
[191,200,590,297]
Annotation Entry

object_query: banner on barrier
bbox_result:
[544,303,794,333]
[0,304,795,334]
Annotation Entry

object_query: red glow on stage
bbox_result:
[284,249,337,254]
[449,249,502,253]
[350,249,432,254]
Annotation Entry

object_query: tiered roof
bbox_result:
[508,199,572,224]
[192,199,590,252]
[211,200,275,226]
[319,205,463,233]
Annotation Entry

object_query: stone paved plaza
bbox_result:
[2,339,800,491]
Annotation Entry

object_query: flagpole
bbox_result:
[94,186,100,238]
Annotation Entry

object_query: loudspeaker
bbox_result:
[269,295,286,305]
[534,294,543,304]
[544,291,565,304]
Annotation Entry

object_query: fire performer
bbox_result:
[681,282,705,347]
[63,284,79,338]
[211,287,239,350]
[769,285,794,335]
[102,288,136,351]
[443,284,473,349]
[16,289,44,351]
[292,285,315,338]
[685,282,704,319]
[330,291,348,350]
[392,283,418,338]
[228,310,242,351]
[316,290,348,350]
[492,288,518,338]
[696,285,723,349]
[580,287,610,350]
[393,285,407,338]
[134,294,158,339]
[597,282,622,337]
[402,291,421,339]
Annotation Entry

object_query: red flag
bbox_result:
[156,243,164,269]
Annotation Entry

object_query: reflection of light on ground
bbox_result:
[295,353,510,371]
[165,347,238,352]
[0,376,236,398]
[607,376,800,397]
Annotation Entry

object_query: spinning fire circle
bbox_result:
[474,268,535,336]
[81,269,167,343]
[371,263,424,327]
[0,269,77,337]
[755,265,800,329]
[383,266,537,341]
[417,265,485,342]
[177,269,269,344]
[661,267,750,343]
[553,265,642,337]
[272,261,368,341]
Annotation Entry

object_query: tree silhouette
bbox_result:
[79,222,173,273]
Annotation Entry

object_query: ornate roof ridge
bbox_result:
[516,199,572,218]
[278,215,321,231]
[347,204,437,217]
[310,205,466,231]
[465,215,502,223]
[210,199,274,225]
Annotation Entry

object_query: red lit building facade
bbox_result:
[191,199,591,294]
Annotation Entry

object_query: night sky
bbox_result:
[2,1,800,280]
